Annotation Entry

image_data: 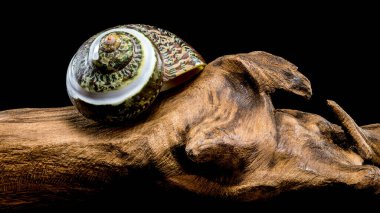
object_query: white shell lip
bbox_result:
[66,28,157,106]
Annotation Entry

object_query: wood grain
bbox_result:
[1,51,379,209]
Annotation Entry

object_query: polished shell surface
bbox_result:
[66,24,206,122]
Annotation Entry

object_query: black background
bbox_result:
[1,2,379,211]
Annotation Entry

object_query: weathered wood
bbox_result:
[1,51,379,209]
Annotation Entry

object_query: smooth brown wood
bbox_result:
[1,51,379,209]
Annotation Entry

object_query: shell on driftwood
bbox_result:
[1,51,380,210]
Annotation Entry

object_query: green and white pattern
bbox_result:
[66,25,206,122]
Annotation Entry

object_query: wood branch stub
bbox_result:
[1,51,379,209]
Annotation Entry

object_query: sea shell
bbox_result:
[66,24,206,122]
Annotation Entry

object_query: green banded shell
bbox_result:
[66,24,206,122]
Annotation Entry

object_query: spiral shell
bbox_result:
[66,24,206,122]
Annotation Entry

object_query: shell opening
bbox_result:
[161,64,205,91]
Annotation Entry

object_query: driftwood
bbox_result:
[1,51,380,209]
